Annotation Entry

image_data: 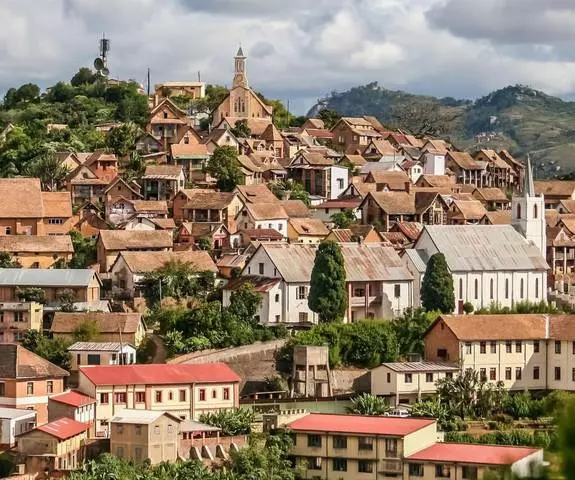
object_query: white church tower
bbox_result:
[512,155,546,256]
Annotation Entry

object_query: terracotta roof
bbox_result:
[366,171,411,190]
[240,229,284,240]
[392,222,423,241]
[449,200,487,220]
[482,210,512,225]
[143,165,183,179]
[151,218,177,230]
[224,275,281,293]
[365,192,417,215]
[98,230,173,250]
[304,119,325,129]
[0,178,44,218]
[280,200,309,218]
[477,149,511,169]
[287,413,434,436]
[237,154,264,174]
[473,188,508,202]
[424,139,450,153]
[260,123,283,142]
[79,363,240,386]
[297,151,334,166]
[342,154,367,167]
[180,222,227,238]
[49,390,96,407]
[34,417,90,441]
[418,175,455,187]
[313,199,361,210]
[549,315,575,340]
[289,217,330,236]
[499,150,524,170]
[304,128,334,139]
[340,117,376,128]
[447,151,481,170]
[0,344,69,379]
[116,250,217,273]
[51,312,144,335]
[406,443,539,466]
[183,190,238,210]
[234,185,278,204]
[347,182,377,198]
[559,200,575,213]
[363,139,397,156]
[217,253,248,268]
[85,149,118,166]
[244,203,289,220]
[0,235,73,253]
[436,314,547,340]
[223,117,273,136]
[132,200,168,213]
[329,225,379,242]
[535,180,575,198]
[42,192,73,218]
[170,143,209,158]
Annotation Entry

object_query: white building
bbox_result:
[0,407,36,448]
[235,203,288,238]
[421,152,446,176]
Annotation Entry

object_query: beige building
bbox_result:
[68,342,137,371]
[371,362,459,406]
[287,413,542,480]
[0,302,43,344]
[77,363,240,436]
[154,81,206,106]
[0,235,74,268]
[110,409,181,464]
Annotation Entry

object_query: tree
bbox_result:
[391,308,438,358]
[106,122,141,157]
[226,283,263,326]
[317,108,341,129]
[330,209,356,228]
[123,151,146,182]
[69,230,97,268]
[308,241,347,323]
[411,398,450,429]
[421,253,455,313]
[71,68,97,86]
[558,396,575,480]
[230,119,251,138]
[24,149,71,191]
[197,237,212,251]
[199,407,255,436]
[0,251,21,268]
[16,287,46,304]
[73,320,100,341]
[205,145,243,192]
[436,368,480,419]
[20,330,71,371]
[58,289,76,312]
[347,393,391,415]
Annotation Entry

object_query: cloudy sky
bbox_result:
[1,0,575,113]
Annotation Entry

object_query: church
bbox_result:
[404,157,549,313]
[211,48,274,136]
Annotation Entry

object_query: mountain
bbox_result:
[317,82,575,178]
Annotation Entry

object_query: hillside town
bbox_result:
[1,47,575,480]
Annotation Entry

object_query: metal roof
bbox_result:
[180,420,221,433]
[418,225,548,272]
[110,409,180,424]
[0,269,98,287]
[0,407,37,420]
[374,361,459,373]
[68,342,135,352]
[403,249,429,273]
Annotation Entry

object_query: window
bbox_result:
[154,425,160,435]
[332,458,347,472]
[199,389,206,401]
[358,436,373,451]
[534,341,540,353]
[307,457,322,470]
[462,466,478,480]
[572,368,575,382]
[533,366,540,380]
[87,354,101,365]
[465,342,472,355]
[275,315,280,322]
[490,341,497,354]
[296,286,307,300]
[337,178,344,189]
[459,278,463,299]
[100,393,109,404]
[480,368,487,381]
[535,278,539,298]
[533,204,538,219]
[506,341,512,353]
[26,382,33,395]
[115,392,127,403]
[409,464,424,477]
[135,447,143,461]
[426,373,434,383]
[116,446,124,458]
[480,342,486,354]
[0,383,4,396]
[520,278,524,299]
[490,278,494,300]
[299,312,308,323]
[556,341,562,354]
[555,367,562,381]
[275,293,280,303]
[167,424,173,434]
[505,279,509,299]
[387,372,391,383]
[333,436,347,449]
[515,367,522,380]
[446,372,453,379]
[436,464,451,478]
[135,425,142,436]
[474,279,478,299]
[307,434,321,447]
[48,218,63,225]
[179,390,186,402]
[212,389,217,399]
[490,368,497,381]
[505,368,512,380]
[405,373,413,383]
[117,424,124,434]
[572,341,575,355]
[47,381,53,393]
[5,227,11,235]
[135,392,145,403]
[517,204,521,219]
[394,284,401,298]
[516,341,522,353]
[14,312,24,322]
[385,438,397,455]
[358,460,373,473]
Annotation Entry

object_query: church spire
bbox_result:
[524,154,535,197]
[233,46,248,89]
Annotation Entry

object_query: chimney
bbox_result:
[405,181,412,194]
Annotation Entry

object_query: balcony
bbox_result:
[350,296,382,307]
[380,459,402,473]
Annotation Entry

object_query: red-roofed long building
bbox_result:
[77,363,240,436]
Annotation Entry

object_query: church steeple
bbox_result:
[524,154,535,196]
[233,46,248,89]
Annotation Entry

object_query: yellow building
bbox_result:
[17,417,89,474]
[287,413,543,480]
[0,302,43,344]
[110,409,181,464]
[287,218,329,244]
[0,235,73,268]
[77,363,240,436]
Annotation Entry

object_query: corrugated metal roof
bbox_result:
[403,249,429,273]
[68,342,135,352]
[0,407,36,420]
[420,225,548,272]
[0,268,98,287]
[375,361,459,373]
[110,409,175,424]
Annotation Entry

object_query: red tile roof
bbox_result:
[406,443,540,466]
[286,413,435,436]
[49,390,96,407]
[79,363,240,386]
[35,417,90,441]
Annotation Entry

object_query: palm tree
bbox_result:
[347,393,391,415]
[25,149,70,191]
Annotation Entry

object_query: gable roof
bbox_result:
[244,203,288,221]
[446,151,481,170]
[473,187,508,202]
[143,165,184,179]
[170,143,210,158]
[476,149,511,169]
[0,235,73,253]
[535,180,575,198]
[132,200,168,213]
[0,268,99,287]
[366,171,411,190]
[363,192,417,215]
[481,210,512,225]
[289,217,329,236]
[49,390,96,407]
[42,192,73,218]
[418,175,455,187]
[103,177,142,197]
[0,344,69,379]
[449,199,488,220]
[116,250,217,274]
[435,314,547,341]
[280,200,309,218]
[33,417,89,441]
[110,409,181,425]
[0,178,44,218]
[98,230,173,250]
[234,184,278,204]
[183,191,239,210]
[51,312,145,335]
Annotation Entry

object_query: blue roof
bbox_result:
[0,269,99,287]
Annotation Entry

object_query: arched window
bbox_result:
[534,204,538,219]
[474,279,479,300]
[505,279,509,299]
[459,278,463,300]
[490,279,494,300]
[517,204,522,219]
[535,278,539,298]
[520,278,524,299]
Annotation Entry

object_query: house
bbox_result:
[287,412,543,480]
[445,151,484,186]
[136,133,164,155]
[370,362,459,406]
[51,312,147,347]
[97,230,173,272]
[110,250,217,298]
[104,177,143,212]
[237,229,284,248]
[83,150,119,183]
[56,151,85,171]
[142,165,186,201]
[48,390,96,425]
[147,98,191,151]
[287,151,349,200]
[66,164,110,205]
[0,407,36,448]
[415,174,455,189]
[174,222,231,251]
[474,150,512,188]
[420,151,446,176]
[77,363,240,436]
[17,417,89,474]
[235,203,289,237]
[0,235,74,268]
[326,225,383,244]
[237,154,264,185]
[108,199,168,226]
[234,184,278,204]
[170,143,211,182]
[365,170,411,192]
[472,187,510,210]
[287,218,329,244]
[0,344,68,424]
[404,225,547,313]
[202,128,241,153]
[0,268,101,303]
[172,189,243,231]
[401,160,423,184]
[534,180,575,209]
[331,117,384,151]
[310,199,362,223]
[480,210,512,225]
[68,342,137,371]
[446,200,487,225]
[546,226,575,293]
[0,302,43,344]
[154,81,205,105]
[41,192,74,235]
[110,409,181,465]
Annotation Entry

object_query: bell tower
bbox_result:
[512,155,546,256]
[233,46,248,89]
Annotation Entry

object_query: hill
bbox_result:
[317,82,575,178]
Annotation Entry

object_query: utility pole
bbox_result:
[147,68,151,97]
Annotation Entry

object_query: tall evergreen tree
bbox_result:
[308,241,347,323]
[421,252,455,313]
